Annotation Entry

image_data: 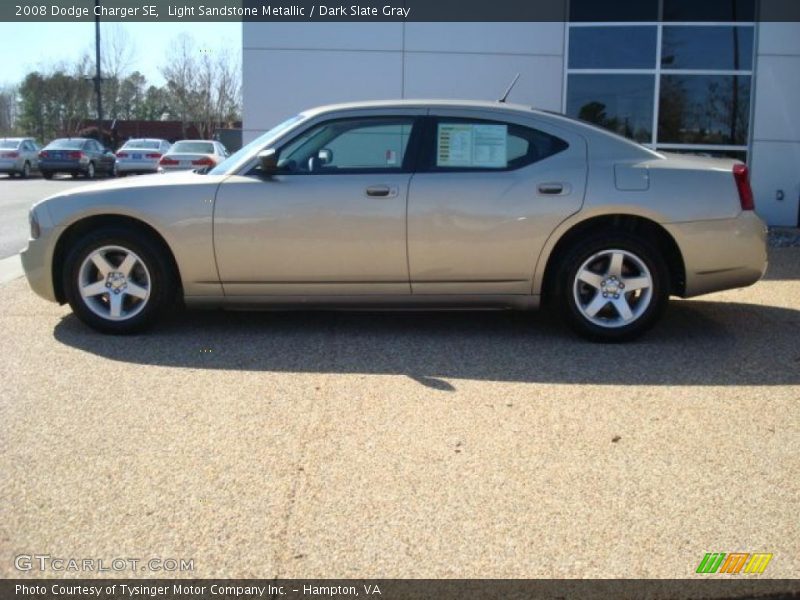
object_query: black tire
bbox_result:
[554,232,669,343]
[42,170,53,179]
[63,228,177,334]
[21,161,31,179]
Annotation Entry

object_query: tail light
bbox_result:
[159,156,179,166]
[733,163,755,211]
[67,151,83,160]
[145,153,162,159]
[116,152,128,158]
[39,150,49,158]
[191,157,215,167]
[2,152,19,159]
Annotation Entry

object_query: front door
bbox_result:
[213,114,423,296]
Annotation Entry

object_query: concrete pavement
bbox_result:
[0,249,798,579]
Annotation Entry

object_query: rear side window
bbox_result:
[426,118,568,171]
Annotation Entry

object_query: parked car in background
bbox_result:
[39,138,115,179]
[158,140,228,172]
[0,137,40,178]
[114,138,171,176]
[22,100,767,341]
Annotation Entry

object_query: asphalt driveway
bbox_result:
[0,248,798,579]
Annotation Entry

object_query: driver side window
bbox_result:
[278,117,416,174]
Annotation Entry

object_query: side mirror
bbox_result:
[257,148,279,176]
[318,148,332,165]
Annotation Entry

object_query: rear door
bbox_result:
[407,110,587,295]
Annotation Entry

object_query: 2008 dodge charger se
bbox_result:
[21,100,767,341]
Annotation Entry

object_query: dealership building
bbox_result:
[243,2,800,226]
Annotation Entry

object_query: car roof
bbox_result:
[302,98,537,117]
[1,137,34,142]
[123,138,167,142]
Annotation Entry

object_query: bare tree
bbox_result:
[0,85,18,135]
[101,24,137,120]
[160,34,198,137]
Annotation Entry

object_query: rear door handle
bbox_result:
[538,182,569,195]
[365,185,398,198]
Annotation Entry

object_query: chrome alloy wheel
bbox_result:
[572,249,653,328]
[77,245,151,321]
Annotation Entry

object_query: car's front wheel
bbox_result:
[63,228,177,334]
[556,233,669,342]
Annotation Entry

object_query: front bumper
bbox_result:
[21,234,58,302]
[666,211,768,298]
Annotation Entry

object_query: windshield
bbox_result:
[47,139,85,150]
[208,115,305,175]
[0,140,20,149]
[170,141,214,154]
[123,140,161,150]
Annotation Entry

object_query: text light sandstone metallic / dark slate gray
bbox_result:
[21,100,767,341]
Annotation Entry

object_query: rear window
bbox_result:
[171,142,214,154]
[0,140,20,149]
[47,139,85,150]
[122,140,161,150]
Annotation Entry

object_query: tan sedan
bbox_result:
[21,100,767,341]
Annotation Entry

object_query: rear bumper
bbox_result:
[38,160,84,172]
[115,159,159,173]
[0,160,22,172]
[666,211,768,298]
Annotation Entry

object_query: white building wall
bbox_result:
[243,21,800,226]
[242,22,565,143]
[750,22,800,226]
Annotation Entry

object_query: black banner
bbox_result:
[2,0,800,22]
[2,579,800,600]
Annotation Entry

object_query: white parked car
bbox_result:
[0,137,40,178]
[114,139,171,176]
[158,140,228,172]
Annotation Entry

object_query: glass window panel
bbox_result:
[570,27,657,69]
[658,75,751,145]
[570,0,658,22]
[663,0,756,22]
[567,74,655,143]
[662,26,753,70]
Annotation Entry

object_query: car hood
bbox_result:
[41,170,225,202]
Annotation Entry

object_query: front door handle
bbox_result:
[538,182,568,195]
[365,185,398,198]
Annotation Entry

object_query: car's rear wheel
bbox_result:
[85,162,95,179]
[21,161,31,178]
[555,233,669,342]
[63,228,177,334]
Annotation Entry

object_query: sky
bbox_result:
[0,21,242,88]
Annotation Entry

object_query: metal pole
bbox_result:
[94,0,103,133]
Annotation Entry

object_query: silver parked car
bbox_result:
[0,137,40,178]
[114,138,172,176]
[22,100,767,341]
[158,140,228,172]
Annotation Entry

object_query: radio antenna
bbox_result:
[498,73,521,103]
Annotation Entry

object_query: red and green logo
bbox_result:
[696,553,772,574]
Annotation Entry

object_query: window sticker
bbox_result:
[437,123,507,168]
